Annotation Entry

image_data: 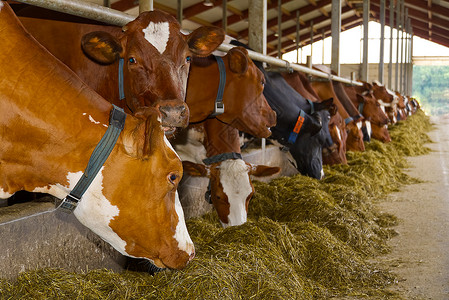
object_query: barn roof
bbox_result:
[99,0,449,56]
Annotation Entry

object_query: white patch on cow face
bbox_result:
[0,188,13,199]
[0,2,3,10]
[365,120,372,138]
[173,191,194,255]
[33,169,127,255]
[335,126,342,142]
[82,113,103,125]
[164,135,180,160]
[356,121,363,130]
[142,22,170,54]
[320,168,325,180]
[219,159,252,228]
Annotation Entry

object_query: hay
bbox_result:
[0,110,432,299]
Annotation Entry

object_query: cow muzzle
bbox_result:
[159,102,190,134]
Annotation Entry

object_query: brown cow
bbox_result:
[177,118,279,227]
[372,81,399,124]
[186,47,276,138]
[344,82,391,143]
[310,78,365,152]
[16,5,225,132]
[0,2,193,270]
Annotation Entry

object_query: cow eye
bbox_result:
[186,56,191,63]
[129,57,137,64]
[168,173,178,184]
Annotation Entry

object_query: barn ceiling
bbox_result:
[58,0,449,56]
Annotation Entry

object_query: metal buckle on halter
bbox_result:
[58,194,80,214]
[215,101,224,115]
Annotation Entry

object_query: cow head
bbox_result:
[355,93,391,143]
[345,120,365,152]
[182,159,279,227]
[187,47,276,138]
[323,110,348,165]
[74,108,194,270]
[81,10,225,133]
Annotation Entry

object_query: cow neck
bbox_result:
[207,56,226,118]
[58,105,126,213]
[203,118,240,158]
[332,81,362,120]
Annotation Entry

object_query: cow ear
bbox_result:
[248,164,280,177]
[122,107,163,159]
[182,161,210,177]
[186,26,225,57]
[81,31,123,65]
[228,47,248,74]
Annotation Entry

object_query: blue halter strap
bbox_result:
[209,56,226,117]
[344,116,354,125]
[306,99,315,114]
[118,58,125,100]
[58,105,127,214]
[358,102,365,114]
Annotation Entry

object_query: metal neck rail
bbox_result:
[14,0,362,87]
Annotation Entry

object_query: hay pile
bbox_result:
[0,110,432,299]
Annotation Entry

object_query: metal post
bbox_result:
[409,30,414,95]
[103,0,110,8]
[322,28,325,64]
[277,0,282,58]
[177,0,183,24]
[296,10,300,64]
[139,0,152,13]
[399,1,405,94]
[395,0,400,91]
[222,0,227,33]
[361,0,370,81]
[403,9,408,94]
[331,0,341,75]
[388,0,394,89]
[378,0,385,83]
[310,20,314,61]
[15,0,134,26]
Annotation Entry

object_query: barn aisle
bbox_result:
[379,115,449,299]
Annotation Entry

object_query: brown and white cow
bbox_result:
[0,2,193,270]
[344,82,391,143]
[372,81,399,124]
[186,47,276,138]
[175,119,279,227]
[16,5,225,132]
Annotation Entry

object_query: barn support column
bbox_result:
[322,28,325,64]
[248,0,267,163]
[310,21,314,60]
[409,30,414,95]
[378,0,385,83]
[403,9,408,95]
[248,0,267,55]
[331,0,341,76]
[139,0,152,13]
[296,10,301,63]
[222,0,227,33]
[395,0,401,91]
[361,0,370,81]
[399,2,405,94]
[388,0,394,89]
[177,0,182,24]
[277,0,282,58]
